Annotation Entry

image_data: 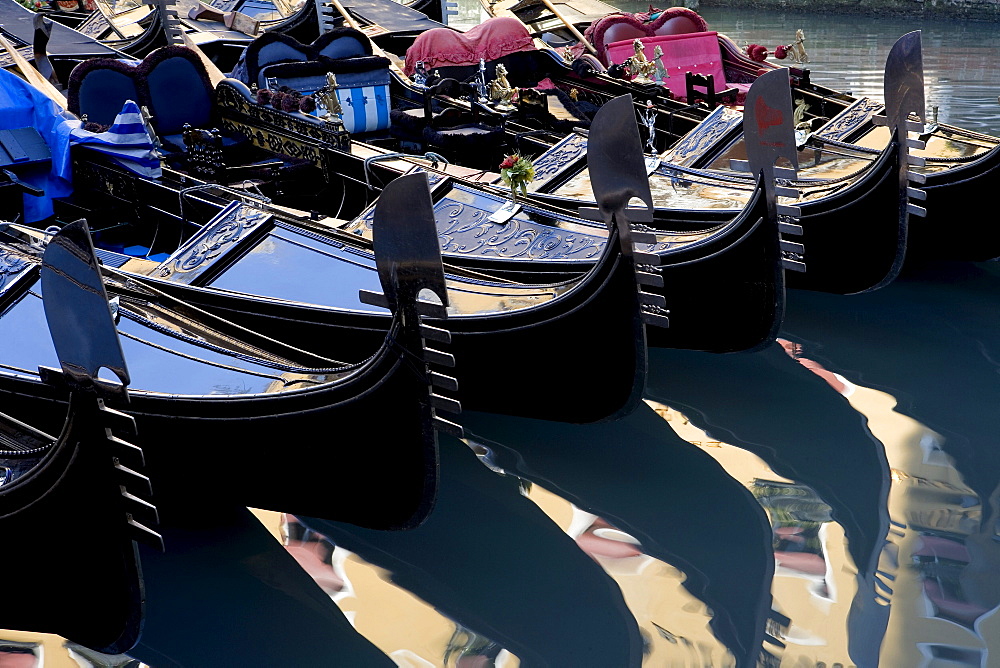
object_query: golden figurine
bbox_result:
[319,72,342,120]
[789,29,808,64]
[488,63,516,111]
[625,38,656,85]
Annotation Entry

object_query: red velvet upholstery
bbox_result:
[580,7,708,65]
[606,32,749,102]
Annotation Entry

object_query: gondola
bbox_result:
[47,33,787,352]
[205,23,910,297]
[0,219,160,655]
[199,10,915,295]
[521,32,926,296]
[1,0,322,69]
[1,174,469,531]
[251,0,990,266]
[6,10,782,353]
[5,88,657,427]
[380,15,918,295]
[467,2,1000,262]
[0,0,119,81]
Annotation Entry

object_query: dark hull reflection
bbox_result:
[782,261,1000,645]
[457,405,776,667]
[645,344,893,667]
[300,434,645,668]
[129,505,394,668]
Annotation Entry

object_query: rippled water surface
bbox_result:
[5,5,1000,668]
[619,4,1000,134]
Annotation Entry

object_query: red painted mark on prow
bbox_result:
[755,97,783,134]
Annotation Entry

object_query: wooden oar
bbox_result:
[0,33,67,109]
[537,0,596,55]
[181,31,226,86]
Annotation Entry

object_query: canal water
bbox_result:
[6,7,1000,668]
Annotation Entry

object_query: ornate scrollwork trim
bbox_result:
[528,133,589,193]
[813,97,884,142]
[0,247,36,298]
[663,106,743,167]
[153,201,272,284]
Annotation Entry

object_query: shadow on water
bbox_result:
[784,261,1000,508]
[301,434,645,668]
[128,505,394,667]
[454,405,775,668]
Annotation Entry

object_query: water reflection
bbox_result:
[7,7,1000,667]
[455,405,775,667]
[645,343,893,667]
[128,505,392,667]
[782,261,1000,664]
[299,434,645,667]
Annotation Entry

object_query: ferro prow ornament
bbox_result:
[577,95,663,410]
[0,220,161,654]
[728,68,804,338]
[875,30,927,261]
[32,13,59,89]
[359,173,463,441]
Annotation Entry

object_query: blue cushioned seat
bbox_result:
[67,61,142,127]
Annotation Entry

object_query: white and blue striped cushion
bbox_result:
[69,100,161,178]
[335,83,390,134]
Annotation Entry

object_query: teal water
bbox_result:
[7,7,1000,667]
[133,13,1000,668]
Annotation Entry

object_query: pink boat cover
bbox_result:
[404,17,536,77]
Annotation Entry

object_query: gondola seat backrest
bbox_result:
[232,33,316,90]
[234,29,390,135]
[143,47,216,139]
[583,6,708,66]
[67,46,224,151]
[233,29,374,90]
[312,28,373,60]
[67,59,142,128]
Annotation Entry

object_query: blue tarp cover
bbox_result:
[0,68,73,223]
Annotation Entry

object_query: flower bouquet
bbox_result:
[499,154,534,203]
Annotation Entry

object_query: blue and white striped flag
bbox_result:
[68,100,162,178]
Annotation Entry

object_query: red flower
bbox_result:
[774,45,789,60]
[499,155,518,170]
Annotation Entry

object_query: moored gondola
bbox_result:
[63,98,653,421]
[208,20,917,295]
[5,17,775,351]
[47,37,788,353]
[460,4,1000,262]
[525,32,927,296]
[1,173,465,529]
[0,217,160,654]
[4,97,655,430]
